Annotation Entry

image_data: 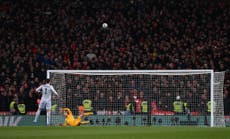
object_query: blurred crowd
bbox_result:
[0,0,229,114]
[59,74,211,114]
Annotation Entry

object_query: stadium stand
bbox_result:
[0,0,229,115]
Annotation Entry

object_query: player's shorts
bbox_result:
[39,100,51,110]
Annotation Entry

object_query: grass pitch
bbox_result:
[0,126,229,139]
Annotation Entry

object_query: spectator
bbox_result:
[0,0,229,113]
[115,92,124,111]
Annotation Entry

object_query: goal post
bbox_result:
[47,70,225,127]
[213,72,225,127]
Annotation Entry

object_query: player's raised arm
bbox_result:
[50,85,58,96]
[35,85,42,92]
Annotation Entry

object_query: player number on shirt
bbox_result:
[45,88,47,94]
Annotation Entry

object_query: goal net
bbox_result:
[47,70,225,127]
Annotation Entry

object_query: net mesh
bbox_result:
[213,72,225,127]
[48,70,225,127]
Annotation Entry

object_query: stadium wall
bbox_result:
[1,115,229,127]
[0,115,214,127]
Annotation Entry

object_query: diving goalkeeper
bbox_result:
[59,107,92,126]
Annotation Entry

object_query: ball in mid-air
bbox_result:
[102,22,108,28]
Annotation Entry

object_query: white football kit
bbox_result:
[36,83,58,110]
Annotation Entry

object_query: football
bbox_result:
[102,22,108,28]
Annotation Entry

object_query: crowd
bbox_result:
[0,0,229,114]
[59,74,212,114]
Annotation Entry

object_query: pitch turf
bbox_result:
[0,126,229,139]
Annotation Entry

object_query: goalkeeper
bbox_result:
[59,107,92,126]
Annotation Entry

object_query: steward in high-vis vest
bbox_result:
[9,100,18,115]
[141,101,148,113]
[83,99,93,112]
[17,103,26,115]
[51,104,57,113]
[173,96,184,114]
[10,97,26,115]
[207,101,216,113]
[125,103,134,115]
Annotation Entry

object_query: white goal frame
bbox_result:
[47,70,223,127]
